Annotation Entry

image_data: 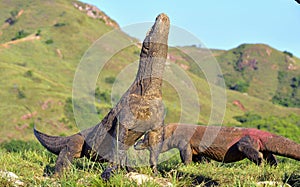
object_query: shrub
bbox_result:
[233,113,300,141]
[64,97,75,123]
[24,70,33,78]
[5,17,16,25]
[53,22,66,27]
[291,76,300,88]
[133,50,140,56]
[95,88,110,103]
[283,50,293,58]
[272,75,300,108]
[45,39,54,44]
[10,10,19,17]
[12,30,29,40]
[35,29,41,36]
[17,88,26,99]
[234,112,262,124]
[230,80,249,93]
[105,76,116,84]
[45,39,53,44]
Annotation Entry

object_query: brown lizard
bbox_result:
[34,13,170,179]
[134,123,300,166]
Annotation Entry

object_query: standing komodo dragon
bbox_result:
[34,13,170,179]
[134,123,300,166]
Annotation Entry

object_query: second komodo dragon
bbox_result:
[134,123,300,166]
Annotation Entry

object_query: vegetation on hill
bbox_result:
[272,71,300,107]
[168,44,300,109]
[215,44,300,106]
[0,0,118,142]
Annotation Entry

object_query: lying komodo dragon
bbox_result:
[134,123,300,166]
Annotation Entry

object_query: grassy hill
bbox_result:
[0,0,300,143]
[0,0,118,141]
[216,44,300,106]
[169,44,300,106]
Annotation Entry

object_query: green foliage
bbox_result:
[229,80,249,92]
[234,112,262,123]
[53,22,66,27]
[217,44,253,94]
[24,70,33,78]
[104,76,116,84]
[11,30,30,40]
[64,97,75,123]
[233,113,300,141]
[283,50,293,58]
[45,39,53,44]
[95,87,111,103]
[10,10,19,17]
[23,70,41,82]
[223,73,250,92]
[212,43,300,105]
[133,50,140,56]
[35,29,41,36]
[0,140,44,153]
[272,73,300,107]
[17,88,26,99]
[291,76,300,88]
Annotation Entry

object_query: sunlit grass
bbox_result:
[1,141,299,186]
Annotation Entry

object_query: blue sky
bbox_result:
[82,0,300,57]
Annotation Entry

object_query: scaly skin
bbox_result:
[34,128,107,174]
[34,14,170,179]
[134,123,300,167]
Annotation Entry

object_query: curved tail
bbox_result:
[34,127,70,155]
[263,134,300,161]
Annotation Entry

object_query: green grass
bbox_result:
[0,140,299,186]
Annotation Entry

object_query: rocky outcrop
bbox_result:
[72,2,119,29]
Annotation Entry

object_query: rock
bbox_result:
[256,181,291,187]
[125,172,172,187]
[72,2,119,29]
[0,170,24,186]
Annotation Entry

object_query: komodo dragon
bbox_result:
[134,123,300,166]
[34,13,170,179]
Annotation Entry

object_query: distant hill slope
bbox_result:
[0,0,119,141]
[0,0,299,143]
[170,44,300,107]
[216,44,300,107]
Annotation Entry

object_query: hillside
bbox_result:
[171,44,300,107]
[0,0,119,142]
[0,0,299,144]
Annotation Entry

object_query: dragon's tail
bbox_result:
[34,127,71,155]
[263,134,300,161]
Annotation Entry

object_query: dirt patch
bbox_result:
[1,34,40,48]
